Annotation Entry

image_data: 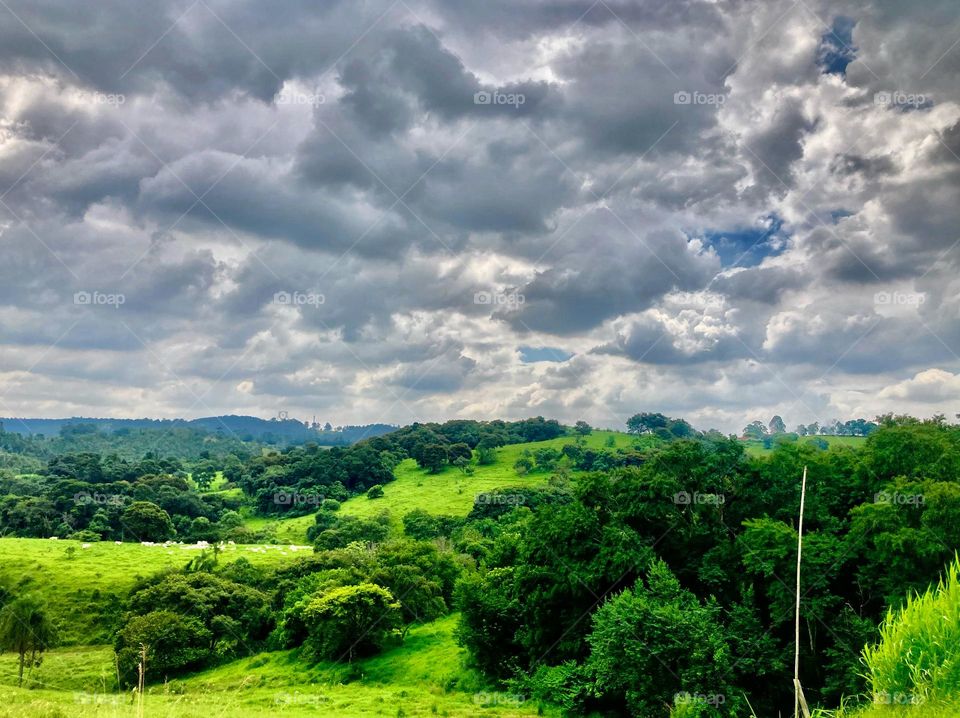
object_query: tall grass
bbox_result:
[862,555,960,706]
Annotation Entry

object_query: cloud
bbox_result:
[0,0,957,435]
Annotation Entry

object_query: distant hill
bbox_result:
[0,415,397,445]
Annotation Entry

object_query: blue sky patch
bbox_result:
[702,214,788,268]
[819,16,857,75]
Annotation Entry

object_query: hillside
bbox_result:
[0,539,305,645]
[0,539,551,717]
[258,429,654,543]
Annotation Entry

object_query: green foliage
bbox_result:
[312,512,391,550]
[367,484,385,499]
[476,445,497,465]
[116,571,272,682]
[0,596,56,686]
[862,556,960,705]
[120,501,175,541]
[114,610,210,685]
[418,444,449,473]
[402,509,462,540]
[302,583,401,661]
[585,560,738,716]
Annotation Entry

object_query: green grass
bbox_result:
[812,557,960,718]
[742,434,868,456]
[0,616,554,717]
[862,557,960,705]
[264,431,649,541]
[0,538,307,644]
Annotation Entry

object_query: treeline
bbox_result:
[0,422,256,461]
[743,414,880,439]
[0,452,250,543]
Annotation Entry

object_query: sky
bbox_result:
[0,0,959,434]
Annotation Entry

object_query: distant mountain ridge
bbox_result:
[0,415,397,445]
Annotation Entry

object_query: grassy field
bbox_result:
[268,430,649,541]
[0,538,308,644]
[742,434,868,456]
[0,615,552,717]
[0,538,550,716]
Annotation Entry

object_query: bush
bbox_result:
[367,484,385,499]
[313,513,391,550]
[302,583,401,661]
[114,610,210,685]
[476,446,497,465]
[66,529,101,542]
[116,571,273,682]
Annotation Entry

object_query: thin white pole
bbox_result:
[794,466,808,718]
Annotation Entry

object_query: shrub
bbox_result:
[302,583,401,661]
[114,610,210,685]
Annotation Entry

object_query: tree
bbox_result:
[121,501,174,542]
[0,596,57,686]
[114,610,210,686]
[476,446,497,466]
[418,444,448,474]
[302,583,401,661]
[367,484,384,499]
[768,415,787,434]
[626,413,668,435]
[514,456,533,476]
[742,421,767,439]
[447,443,473,464]
[585,560,737,717]
[574,421,592,436]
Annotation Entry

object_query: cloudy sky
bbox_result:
[0,0,958,433]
